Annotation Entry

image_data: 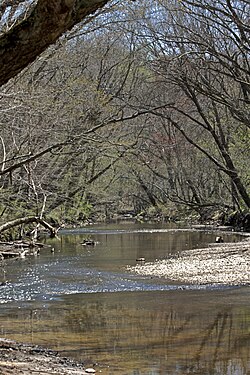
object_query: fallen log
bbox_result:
[13,242,44,249]
[0,239,49,260]
[0,241,45,249]
[1,251,23,259]
[0,248,39,259]
[0,216,58,238]
[0,241,14,246]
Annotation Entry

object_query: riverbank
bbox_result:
[0,338,96,375]
[127,236,250,285]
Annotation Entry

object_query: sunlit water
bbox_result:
[0,223,249,374]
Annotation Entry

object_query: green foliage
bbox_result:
[52,195,93,225]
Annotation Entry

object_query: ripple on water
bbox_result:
[1,229,245,304]
[0,265,237,304]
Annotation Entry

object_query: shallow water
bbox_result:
[0,223,249,374]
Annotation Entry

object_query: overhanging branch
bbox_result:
[0,216,57,237]
[0,0,110,87]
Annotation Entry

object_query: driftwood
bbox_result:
[0,216,58,238]
[0,241,43,248]
[0,244,43,260]
[1,251,26,259]
[0,217,56,260]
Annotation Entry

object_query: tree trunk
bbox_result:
[0,216,57,237]
[134,173,158,208]
[0,0,109,87]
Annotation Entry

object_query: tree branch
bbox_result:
[0,216,57,237]
[0,140,70,176]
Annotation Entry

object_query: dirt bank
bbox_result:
[0,338,95,375]
[127,237,250,285]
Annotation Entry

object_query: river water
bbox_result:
[0,223,249,374]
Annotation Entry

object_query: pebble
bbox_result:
[85,368,96,374]
[127,242,250,285]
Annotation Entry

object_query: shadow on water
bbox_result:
[0,223,249,374]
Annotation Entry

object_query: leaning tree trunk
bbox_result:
[0,0,109,87]
[0,216,58,238]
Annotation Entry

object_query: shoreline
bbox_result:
[127,236,250,286]
[0,338,94,375]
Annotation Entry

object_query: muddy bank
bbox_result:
[127,237,250,285]
[0,339,96,375]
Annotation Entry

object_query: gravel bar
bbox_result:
[127,239,250,286]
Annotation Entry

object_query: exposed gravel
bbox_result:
[0,339,92,375]
[127,238,250,285]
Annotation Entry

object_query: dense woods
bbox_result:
[0,0,249,235]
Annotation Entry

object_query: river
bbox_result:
[0,223,249,374]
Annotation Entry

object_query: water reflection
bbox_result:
[0,289,249,374]
[0,223,249,374]
[0,226,244,303]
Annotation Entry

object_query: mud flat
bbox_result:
[127,238,250,285]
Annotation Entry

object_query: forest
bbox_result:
[0,0,249,236]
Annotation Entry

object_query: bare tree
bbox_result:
[129,0,250,210]
[0,18,147,226]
